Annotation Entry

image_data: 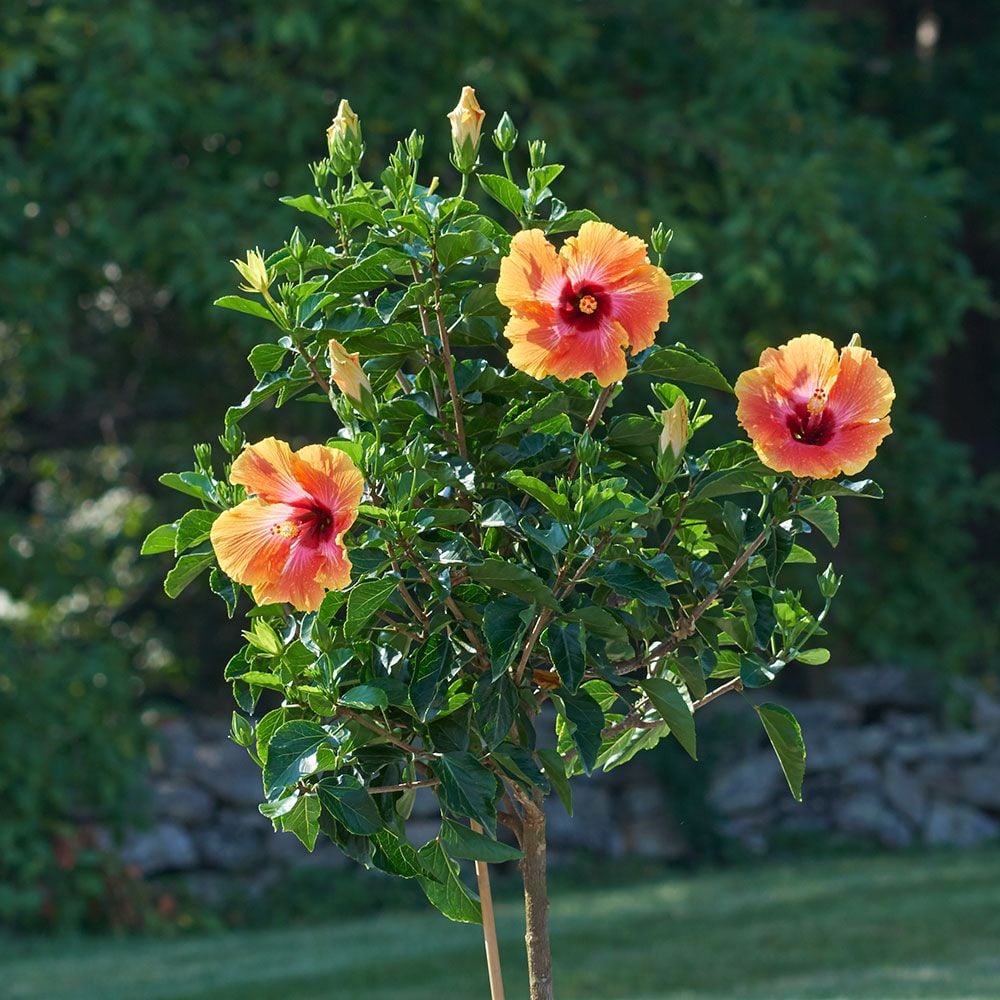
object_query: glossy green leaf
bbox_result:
[263,721,336,795]
[317,777,383,835]
[541,621,585,693]
[441,819,523,862]
[638,678,697,760]
[346,578,400,637]
[756,702,806,801]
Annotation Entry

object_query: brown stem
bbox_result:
[337,708,437,760]
[519,791,554,1000]
[409,261,448,423]
[565,382,615,479]
[368,778,440,795]
[430,263,469,460]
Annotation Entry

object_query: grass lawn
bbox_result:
[3,849,1000,999]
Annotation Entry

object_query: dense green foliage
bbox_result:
[1,0,995,929]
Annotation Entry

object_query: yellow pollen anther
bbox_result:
[578,294,598,315]
[272,521,300,539]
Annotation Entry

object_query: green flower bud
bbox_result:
[650,224,673,255]
[326,99,364,177]
[492,111,518,153]
[528,139,547,168]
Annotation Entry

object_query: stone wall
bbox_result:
[123,667,1000,891]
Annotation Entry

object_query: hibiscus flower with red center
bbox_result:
[210,437,363,612]
[735,334,894,479]
[496,221,673,386]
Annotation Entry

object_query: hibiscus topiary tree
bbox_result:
[146,86,893,999]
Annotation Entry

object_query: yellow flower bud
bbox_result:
[659,396,689,461]
[327,99,361,145]
[328,338,371,405]
[231,248,271,295]
[447,86,485,172]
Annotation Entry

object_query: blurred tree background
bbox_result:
[1,0,997,926]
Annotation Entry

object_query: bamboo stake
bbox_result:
[471,820,506,1000]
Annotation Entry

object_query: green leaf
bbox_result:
[209,568,238,618]
[279,193,329,219]
[477,173,524,218]
[248,343,288,380]
[263,721,337,795]
[163,549,214,598]
[669,272,703,296]
[472,673,518,749]
[503,470,571,521]
[469,560,560,611]
[230,712,253,748]
[537,747,573,816]
[174,509,218,555]
[590,561,672,608]
[280,794,321,851]
[545,209,600,235]
[638,678,697,760]
[213,295,274,321]
[812,478,883,500]
[436,230,493,269]
[756,703,806,801]
[441,819,523,863]
[417,839,481,924]
[372,830,428,879]
[158,471,218,502]
[327,258,393,295]
[339,684,389,710]
[239,671,285,691]
[560,689,605,774]
[541,621,585,693]
[795,648,831,665]
[483,597,529,679]
[346,578,400,637]
[797,496,840,547]
[740,653,787,689]
[317,777,383,835]
[224,370,312,427]
[430,752,498,834]
[409,635,454,721]
[140,522,177,555]
[640,344,733,393]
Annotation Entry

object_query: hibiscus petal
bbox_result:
[496,228,565,311]
[823,419,893,477]
[561,221,650,289]
[292,445,364,531]
[230,437,307,504]
[758,334,840,404]
[250,542,329,613]
[828,345,895,425]
[210,499,297,586]
[607,264,673,353]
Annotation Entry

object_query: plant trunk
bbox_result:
[520,791,554,1000]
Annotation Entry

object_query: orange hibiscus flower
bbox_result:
[210,437,364,612]
[496,221,673,386]
[735,334,894,480]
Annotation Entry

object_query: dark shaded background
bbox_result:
[1,0,997,928]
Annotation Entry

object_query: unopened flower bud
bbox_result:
[650,224,673,256]
[405,129,425,162]
[406,436,429,470]
[574,432,601,469]
[656,396,689,481]
[528,139,547,169]
[448,85,486,174]
[492,112,518,153]
[326,99,364,176]
[289,227,308,262]
[329,338,375,418]
[231,248,271,295]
